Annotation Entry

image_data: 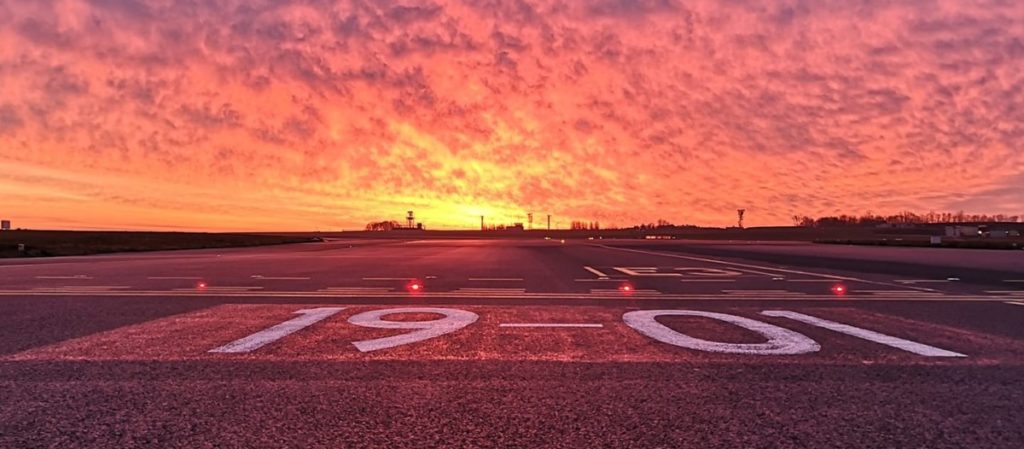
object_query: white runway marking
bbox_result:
[1005,301,1024,307]
[500,323,604,328]
[623,310,820,355]
[595,245,939,292]
[362,277,414,281]
[468,278,524,282]
[762,310,966,357]
[613,267,682,277]
[454,288,528,294]
[896,280,951,284]
[583,266,610,278]
[679,279,735,283]
[987,291,1024,295]
[252,275,311,280]
[785,279,841,283]
[147,276,203,280]
[174,286,264,291]
[33,286,130,291]
[574,278,624,282]
[349,308,478,352]
[209,307,346,353]
[590,288,662,295]
[34,275,92,280]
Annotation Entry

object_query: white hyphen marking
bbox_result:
[499,323,604,328]
[35,275,92,280]
[623,310,820,355]
[762,311,966,357]
[209,307,346,353]
[348,308,478,352]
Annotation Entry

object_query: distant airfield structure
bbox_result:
[737,209,746,229]
[0,220,9,231]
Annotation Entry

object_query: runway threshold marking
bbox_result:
[583,266,610,278]
[595,245,938,292]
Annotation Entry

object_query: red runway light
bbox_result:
[619,282,635,294]
[831,284,847,296]
[197,281,208,289]
[406,279,424,293]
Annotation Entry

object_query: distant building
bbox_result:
[945,225,980,237]
[0,220,9,231]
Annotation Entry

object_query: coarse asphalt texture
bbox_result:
[1,238,1023,448]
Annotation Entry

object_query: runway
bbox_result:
[1,239,1022,448]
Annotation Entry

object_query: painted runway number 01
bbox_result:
[210,307,965,357]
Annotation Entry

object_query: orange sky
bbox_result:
[1,0,1023,231]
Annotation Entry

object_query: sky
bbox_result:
[1,0,1023,231]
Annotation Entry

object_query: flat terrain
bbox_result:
[1,239,1022,448]
[0,230,314,257]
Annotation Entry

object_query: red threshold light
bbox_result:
[619,282,635,294]
[831,284,847,296]
[406,279,424,293]
[197,281,208,289]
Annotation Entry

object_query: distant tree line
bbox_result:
[365,221,401,231]
[791,211,1023,227]
[570,221,601,230]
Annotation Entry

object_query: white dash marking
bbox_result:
[762,310,966,357]
[147,276,203,280]
[209,307,345,353]
[34,275,92,280]
[468,278,524,282]
[499,323,604,328]
[1005,301,1024,307]
[252,275,311,280]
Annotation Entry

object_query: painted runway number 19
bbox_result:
[210,307,478,354]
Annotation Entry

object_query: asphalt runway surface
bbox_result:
[1,239,1023,448]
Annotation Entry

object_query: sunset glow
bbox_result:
[1,0,1022,230]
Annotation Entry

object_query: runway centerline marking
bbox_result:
[583,266,610,278]
[595,245,939,292]
[499,323,604,328]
